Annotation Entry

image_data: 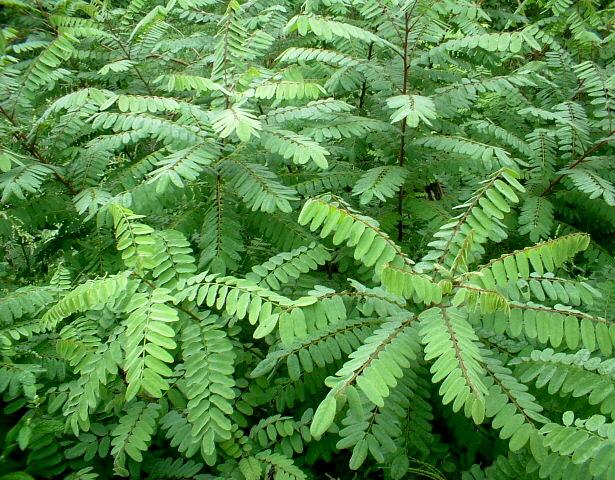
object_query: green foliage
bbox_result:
[181,317,235,462]
[352,166,408,205]
[0,0,613,478]
[111,401,161,476]
[123,288,179,401]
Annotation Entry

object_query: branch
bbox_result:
[132,272,203,322]
[397,12,410,242]
[541,130,615,197]
[0,105,77,195]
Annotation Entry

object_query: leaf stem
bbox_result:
[397,12,410,242]
[541,130,614,196]
[0,105,77,195]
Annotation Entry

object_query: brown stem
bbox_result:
[134,273,203,322]
[541,130,615,197]
[147,53,189,66]
[104,18,155,96]
[358,42,373,111]
[19,238,31,276]
[34,0,56,33]
[397,12,410,242]
[132,65,155,96]
[0,105,77,195]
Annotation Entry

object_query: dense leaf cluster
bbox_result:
[0,0,613,479]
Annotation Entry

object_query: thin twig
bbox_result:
[397,12,411,242]
[541,130,614,196]
[0,105,77,194]
[358,42,373,111]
